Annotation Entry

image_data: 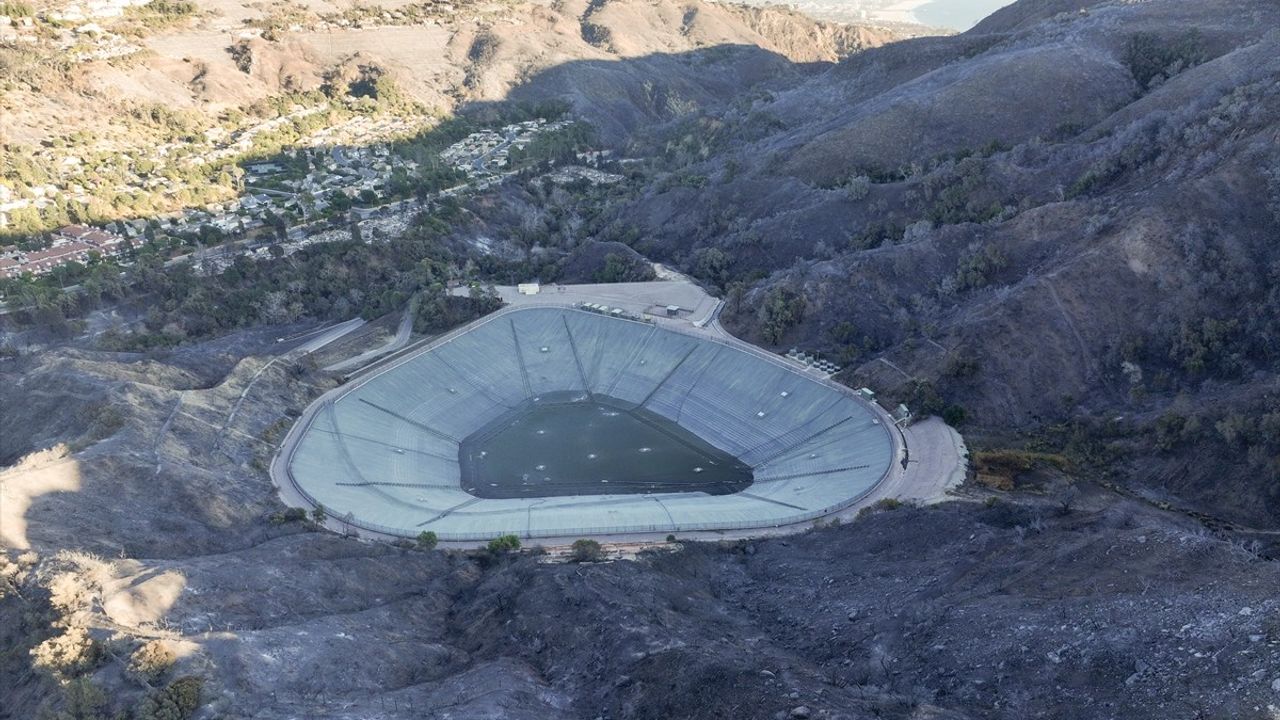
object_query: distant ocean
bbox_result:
[912,0,1013,29]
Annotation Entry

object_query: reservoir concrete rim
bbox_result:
[277,304,900,540]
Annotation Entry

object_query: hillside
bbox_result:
[1,0,903,147]
[2,0,1279,718]
[572,0,1280,529]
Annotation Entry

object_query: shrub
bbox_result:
[310,504,327,524]
[1169,316,1244,377]
[581,21,612,49]
[857,498,904,519]
[135,676,203,720]
[1056,485,1081,515]
[121,0,197,33]
[0,2,34,17]
[690,247,733,287]
[759,287,806,345]
[594,253,655,284]
[128,640,176,684]
[844,175,871,201]
[941,404,967,426]
[53,677,108,720]
[980,139,1010,157]
[901,379,955,420]
[1123,31,1208,91]
[228,40,253,73]
[269,507,308,525]
[847,221,903,251]
[145,0,196,16]
[30,626,100,678]
[87,403,126,441]
[973,450,1070,490]
[901,220,933,244]
[414,288,503,334]
[486,534,521,554]
[942,355,980,380]
[468,29,500,64]
[1153,412,1187,452]
[944,242,1008,295]
[569,539,603,563]
[416,531,438,551]
[928,178,1002,226]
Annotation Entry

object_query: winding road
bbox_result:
[323,298,417,374]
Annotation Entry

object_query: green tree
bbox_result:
[1123,30,1207,90]
[486,534,521,554]
[760,287,806,345]
[416,531,438,550]
[134,676,203,720]
[944,242,1008,295]
[569,539,603,563]
[47,677,107,720]
[690,247,732,286]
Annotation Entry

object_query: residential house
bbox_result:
[0,257,20,280]
[20,241,96,274]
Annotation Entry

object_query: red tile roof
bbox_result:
[57,224,121,247]
[21,242,95,274]
[24,241,93,262]
[57,224,95,240]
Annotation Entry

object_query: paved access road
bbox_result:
[292,318,366,354]
[323,299,416,374]
[216,318,366,451]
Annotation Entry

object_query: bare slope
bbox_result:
[577,0,1280,526]
[1,0,902,147]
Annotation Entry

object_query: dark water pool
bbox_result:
[459,394,753,498]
